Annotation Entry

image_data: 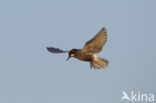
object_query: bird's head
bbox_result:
[66,49,77,61]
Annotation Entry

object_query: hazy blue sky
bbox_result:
[0,0,156,103]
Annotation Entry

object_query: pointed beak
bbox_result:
[66,56,71,61]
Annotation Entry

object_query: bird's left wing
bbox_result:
[47,47,69,53]
[82,28,107,53]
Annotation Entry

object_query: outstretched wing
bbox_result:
[82,28,107,53]
[47,47,69,53]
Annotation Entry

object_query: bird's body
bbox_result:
[47,27,109,69]
[68,49,93,61]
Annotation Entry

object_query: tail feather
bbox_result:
[90,56,108,69]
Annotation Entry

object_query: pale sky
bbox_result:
[0,0,156,103]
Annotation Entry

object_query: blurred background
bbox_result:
[0,0,156,103]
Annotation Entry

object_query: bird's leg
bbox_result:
[92,61,95,69]
[90,62,92,69]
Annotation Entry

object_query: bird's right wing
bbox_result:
[82,28,107,53]
[47,47,69,53]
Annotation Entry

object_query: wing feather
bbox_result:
[82,28,107,53]
[47,47,68,53]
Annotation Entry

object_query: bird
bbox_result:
[47,27,108,69]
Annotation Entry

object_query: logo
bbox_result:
[121,91,155,102]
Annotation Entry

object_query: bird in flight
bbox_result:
[47,28,108,69]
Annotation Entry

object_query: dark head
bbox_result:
[66,49,77,61]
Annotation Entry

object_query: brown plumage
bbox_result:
[47,27,108,69]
